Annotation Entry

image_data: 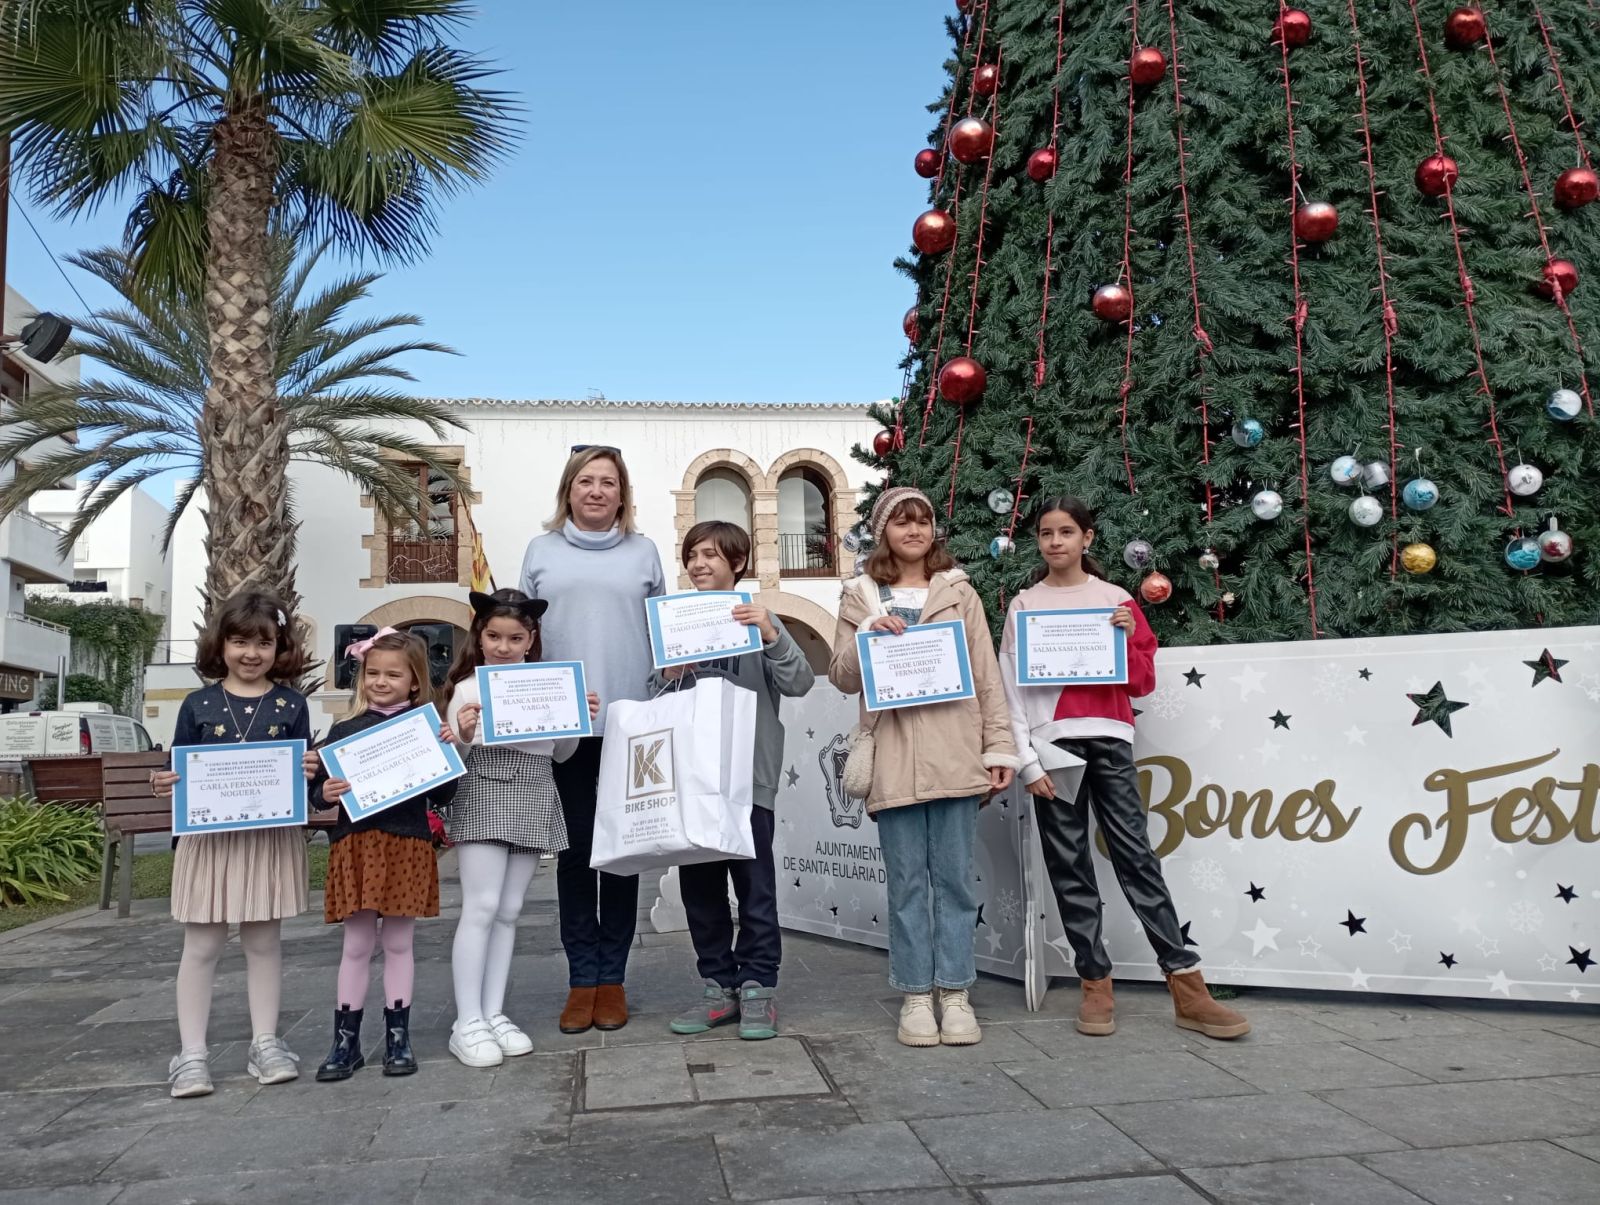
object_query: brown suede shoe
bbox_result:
[1076,976,1115,1036]
[559,987,597,1034]
[593,984,629,1031]
[1167,968,1250,1039]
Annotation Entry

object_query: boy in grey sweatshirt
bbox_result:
[655,521,814,1040]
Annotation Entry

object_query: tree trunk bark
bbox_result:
[199,102,300,623]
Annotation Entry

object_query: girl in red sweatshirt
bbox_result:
[999,496,1249,1042]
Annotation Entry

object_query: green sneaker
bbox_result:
[738,982,778,1040]
[669,981,738,1034]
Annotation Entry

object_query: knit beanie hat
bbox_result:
[869,486,936,546]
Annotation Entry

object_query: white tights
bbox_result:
[451,842,538,1026]
[175,920,282,1053]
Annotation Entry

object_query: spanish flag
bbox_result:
[464,508,495,593]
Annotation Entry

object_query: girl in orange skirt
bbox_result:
[309,629,454,1081]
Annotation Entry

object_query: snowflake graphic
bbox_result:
[994,888,1022,926]
[1188,857,1226,893]
[1507,900,1544,935]
[1579,672,1600,704]
[1313,662,1351,704]
[1279,844,1313,877]
[1147,685,1187,721]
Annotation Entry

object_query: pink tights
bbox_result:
[335,911,416,1011]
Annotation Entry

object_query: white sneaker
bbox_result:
[246,1035,300,1085]
[896,992,940,1047]
[168,1050,213,1098]
[449,1018,505,1068]
[938,988,982,1046]
[487,1012,534,1057]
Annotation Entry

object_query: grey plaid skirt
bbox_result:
[446,745,569,855]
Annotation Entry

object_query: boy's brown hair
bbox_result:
[195,590,308,681]
[682,520,752,580]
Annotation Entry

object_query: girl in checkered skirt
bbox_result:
[442,589,600,1068]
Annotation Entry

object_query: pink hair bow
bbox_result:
[345,626,401,661]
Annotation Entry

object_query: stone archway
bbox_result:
[763,449,859,591]
[761,589,838,677]
[323,595,475,689]
[672,448,768,589]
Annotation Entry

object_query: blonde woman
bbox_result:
[518,446,665,1034]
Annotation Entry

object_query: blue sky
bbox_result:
[6,3,953,414]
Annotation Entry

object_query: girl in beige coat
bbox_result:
[829,487,1019,1048]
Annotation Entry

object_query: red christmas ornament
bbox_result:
[948,116,995,164]
[973,63,1000,96]
[1026,148,1058,182]
[902,306,920,343]
[1139,571,1173,605]
[914,148,943,179]
[873,429,896,457]
[1294,201,1339,243]
[912,209,958,255]
[1415,154,1459,196]
[1538,259,1580,300]
[1129,47,1167,86]
[956,0,974,10]
[938,357,987,405]
[1555,167,1600,211]
[1443,6,1486,47]
[1092,283,1133,323]
[1273,9,1311,47]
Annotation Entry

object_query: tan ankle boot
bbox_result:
[1076,976,1115,1036]
[1167,968,1250,1039]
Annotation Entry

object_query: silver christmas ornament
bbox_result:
[1348,495,1384,527]
[1251,489,1284,521]
[1539,518,1574,563]
[986,487,1014,515]
[1122,539,1154,569]
[1506,463,1544,497]
[1231,418,1265,448]
[1329,455,1362,486]
[1198,549,1220,571]
[1361,461,1391,489]
[842,528,863,554]
[990,535,1015,558]
[1548,388,1583,421]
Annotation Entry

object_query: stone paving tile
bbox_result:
[979,1176,1207,1204]
[808,1036,1045,1123]
[1197,1037,1432,1092]
[1183,1155,1427,1203]
[1098,1091,1409,1167]
[421,1136,729,1204]
[1318,1080,1595,1147]
[1349,1030,1600,1082]
[98,1111,387,1182]
[569,1095,859,1147]
[106,1159,432,1204]
[18,1021,248,1091]
[48,1080,261,1127]
[0,1187,123,1205]
[1009,1012,1206,1059]
[0,986,129,1027]
[0,1087,95,1136]
[1198,1004,1355,1047]
[368,1097,568,1159]
[838,1022,1050,1066]
[1552,1133,1600,1162]
[1297,1001,1501,1042]
[0,1124,152,1190]
[1528,1074,1600,1109]
[582,1042,696,1108]
[1434,1002,1600,1033]
[1361,1139,1600,1205]
[717,1121,951,1199]
[910,1107,1162,1185]
[998,1050,1256,1108]
[688,1036,831,1101]
[1550,1024,1600,1048]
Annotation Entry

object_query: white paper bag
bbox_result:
[592,677,757,875]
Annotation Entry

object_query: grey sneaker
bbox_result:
[168,1050,213,1098]
[669,980,739,1034]
[738,982,778,1040]
[246,1034,301,1085]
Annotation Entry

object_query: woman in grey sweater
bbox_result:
[519,447,664,1033]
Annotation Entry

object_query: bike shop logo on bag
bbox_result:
[819,732,864,829]
[627,728,676,800]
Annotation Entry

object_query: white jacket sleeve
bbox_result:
[999,599,1046,785]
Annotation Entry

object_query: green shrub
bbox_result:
[0,798,102,906]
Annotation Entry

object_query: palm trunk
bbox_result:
[199,102,300,623]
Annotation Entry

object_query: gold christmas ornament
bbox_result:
[1400,542,1437,574]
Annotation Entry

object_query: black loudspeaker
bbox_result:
[18,313,71,364]
[332,624,378,690]
[409,623,457,686]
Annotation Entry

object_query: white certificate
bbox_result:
[856,620,976,712]
[477,660,592,744]
[647,591,762,669]
[172,740,308,835]
[319,703,465,822]
[1014,608,1129,685]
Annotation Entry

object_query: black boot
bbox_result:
[383,1001,417,1076]
[314,1006,364,1082]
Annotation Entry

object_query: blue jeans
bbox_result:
[876,795,980,993]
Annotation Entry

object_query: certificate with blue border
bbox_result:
[857,619,976,712]
[319,702,465,823]
[477,661,593,744]
[1014,608,1129,686]
[647,591,762,669]
[172,739,308,835]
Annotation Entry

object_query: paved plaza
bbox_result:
[1,852,1597,1204]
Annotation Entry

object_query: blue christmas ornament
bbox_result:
[1231,418,1264,448]
[1504,536,1542,571]
[1548,388,1583,422]
[1329,455,1361,486]
[1402,477,1439,511]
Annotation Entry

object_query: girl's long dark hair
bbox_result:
[445,588,543,699]
[1030,495,1107,582]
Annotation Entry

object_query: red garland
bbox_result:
[1116,0,1145,495]
[1344,0,1404,576]
[1005,416,1036,539]
[1033,0,1068,391]
[1532,3,1593,173]
[1404,0,1514,517]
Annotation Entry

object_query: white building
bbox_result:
[149,398,882,743]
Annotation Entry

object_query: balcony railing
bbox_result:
[778,531,839,579]
[387,537,459,584]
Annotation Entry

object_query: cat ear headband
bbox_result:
[469,591,548,623]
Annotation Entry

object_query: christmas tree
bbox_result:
[867,0,1600,643]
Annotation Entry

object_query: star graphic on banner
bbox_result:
[1246,882,1266,902]
[1269,710,1291,730]
[1556,883,1578,903]
[792,877,801,890]
[1227,838,1246,854]
[1210,908,1224,920]
[870,915,879,926]
[850,897,861,912]
[1358,667,1372,681]
[1524,650,1568,686]
[1477,935,1501,957]
[1407,681,1468,737]
[1537,953,1561,973]
[1461,662,1491,691]
[1569,946,1596,973]
[1388,929,1413,954]
[984,930,1004,954]
[1344,725,1368,746]
[1341,910,1367,935]
[1486,970,1512,997]
[1570,988,1584,1002]
[1452,908,1481,934]
[1131,706,1142,718]
[822,877,836,893]
[1299,935,1322,958]
[1438,952,1457,969]
[1350,967,1372,990]
[805,728,815,740]
[1184,667,1206,688]
[1243,918,1282,956]
[974,904,987,929]
[784,766,799,788]
[1230,664,1267,699]
[1255,740,1283,765]
[828,904,838,917]
[1208,715,1225,732]
[1179,920,1199,947]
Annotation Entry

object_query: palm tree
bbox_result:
[0,0,513,605]
[0,238,473,611]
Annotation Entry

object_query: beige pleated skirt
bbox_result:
[170,827,309,924]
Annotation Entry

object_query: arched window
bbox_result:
[778,467,836,578]
[694,466,753,531]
